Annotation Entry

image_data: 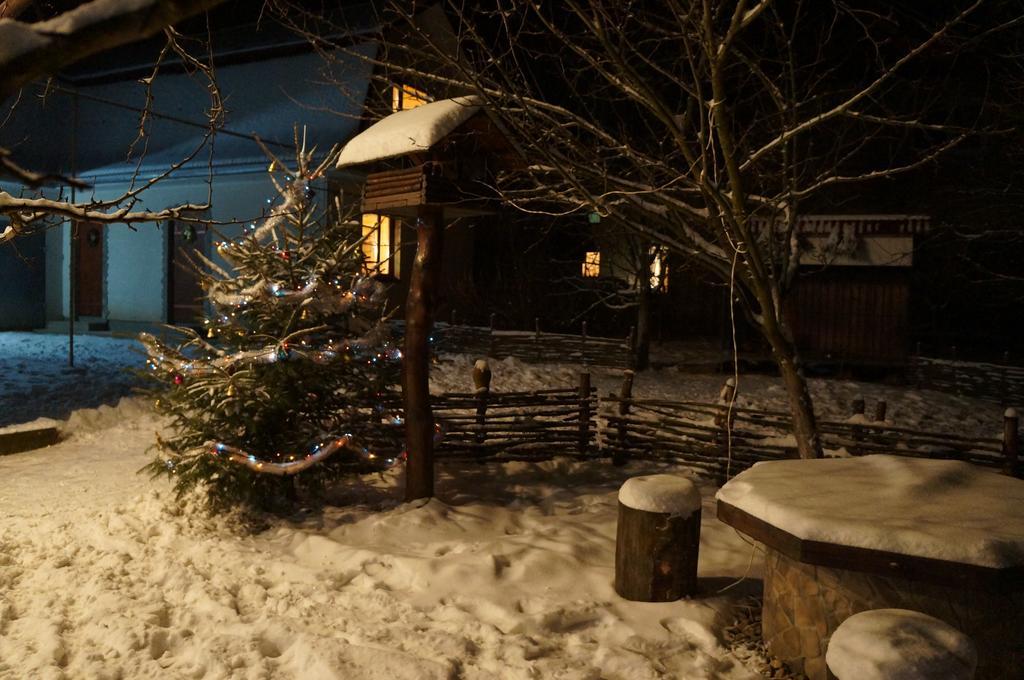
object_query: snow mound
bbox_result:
[716,455,1024,568]
[619,474,700,515]
[826,609,976,680]
[336,96,482,167]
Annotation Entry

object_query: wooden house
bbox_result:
[783,215,929,365]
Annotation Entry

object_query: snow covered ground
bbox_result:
[0,333,1007,679]
[0,332,146,429]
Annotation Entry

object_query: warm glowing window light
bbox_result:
[582,251,601,277]
[392,84,430,112]
[361,213,394,275]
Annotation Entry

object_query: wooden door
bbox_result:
[74,221,103,317]
[167,220,208,324]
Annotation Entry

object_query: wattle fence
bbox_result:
[373,363,1021,479]
[910,355,1024,407]
[601,386,1014,479]
[395,317,636,369]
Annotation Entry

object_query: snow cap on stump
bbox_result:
[618,474,700,516]
[826,609,977,680]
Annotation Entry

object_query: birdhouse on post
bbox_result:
[336,95,508,501]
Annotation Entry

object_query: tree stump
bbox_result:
[826,609,977,680]
[615,474,701,601]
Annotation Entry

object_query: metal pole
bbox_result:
[68,89,79,368]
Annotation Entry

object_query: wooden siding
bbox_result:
[785,268,910,363]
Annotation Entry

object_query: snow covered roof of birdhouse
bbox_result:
[336,95,483,168]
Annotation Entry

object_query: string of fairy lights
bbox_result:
[204,435,405,475]
[143,157,436,477]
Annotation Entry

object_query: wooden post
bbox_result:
[488,312,496,358]
[581,320,588,366]
[914,342,923,389]
[614,370,635,466]
[1004,407,1019,477]
[627,325,637,370]
[615,475,701,601]
[1002,351,1010,406]
[403,206,444,501]
[715,378,738,477]
[852,398,865,416]
[874,400,887,423]
[578,371,591,456]
[851,397,865,455]
[473,359,491,463]
[534,317,541,362]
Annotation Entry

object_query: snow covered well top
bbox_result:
[716,454,1024,568]
[336,96,482,168]
[826,609,976,680]
[618,475,700,515]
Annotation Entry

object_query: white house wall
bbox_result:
[19,42,376,328]
[60,172,278,327]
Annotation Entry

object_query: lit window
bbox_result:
[582,251,600,277]
[650,246,668,291]
[392,84,430,112]
[361,213,400,276]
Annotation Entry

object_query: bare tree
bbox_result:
[0,0,227,241]
[276,0,1020,459]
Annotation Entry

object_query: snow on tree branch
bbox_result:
[0,0,227,100]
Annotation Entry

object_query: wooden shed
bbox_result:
[782,215,929,365]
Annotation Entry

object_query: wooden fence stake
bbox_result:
[627,325,637,370]
[715,378,738,481]
[1004,407,1019,477]
[473,359,491,463]
[534,317,541,362]
[874,400,887,423]
[581,321,588,366]
[614,370,635,466]
[1002,351,1010,406]
[488,313,496,358]
[851,397,865,455]
[578,371,591,455]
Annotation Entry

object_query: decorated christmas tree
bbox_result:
[141,141,403,510]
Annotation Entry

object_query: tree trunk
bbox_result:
[635,281,651,371]
[403,207,444,501]
[761,314,822,459]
